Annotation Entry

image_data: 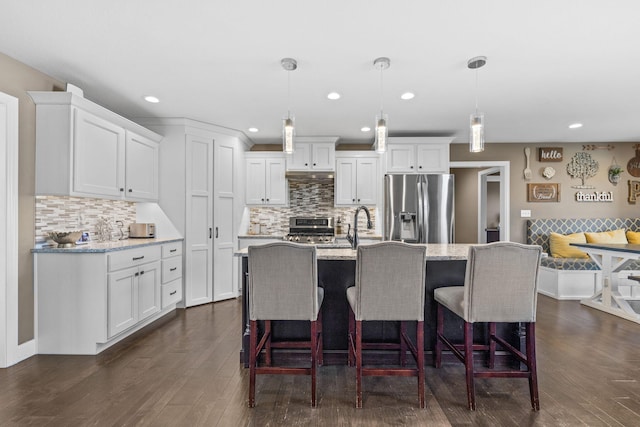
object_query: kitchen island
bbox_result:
[236,244,523,366]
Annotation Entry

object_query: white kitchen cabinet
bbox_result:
[245,153,287,206]
[35,240,181,355]
[385,137,452,174]
[28,91,162,201]
[161,241,183,308]
[107,246,161,338]
[286,137,337,171]
[335,154,378,206]
[141,118,244,305]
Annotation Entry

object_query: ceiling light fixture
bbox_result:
[361,126,371,132]
[281,57,297,154]
[468,56,487,153]
[569,123,583,129]
[400,92,415,100]
[144,95,160,103]
[248,127,259,133]
[327,92,341,100]
[373,57,390,154]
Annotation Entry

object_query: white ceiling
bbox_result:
[2,0,640,146]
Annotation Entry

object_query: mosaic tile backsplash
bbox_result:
[35,196,137,244]
[248,180,377,235]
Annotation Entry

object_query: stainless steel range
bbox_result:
[284,217,335,244]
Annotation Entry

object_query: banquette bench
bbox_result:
[526,218,640,300]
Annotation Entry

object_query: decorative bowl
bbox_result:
[49,231,83,248]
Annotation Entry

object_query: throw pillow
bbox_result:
[584,229,627,244]
[626,230,640,244]
[549,232,589,258]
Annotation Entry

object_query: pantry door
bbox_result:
[213,139,235,302]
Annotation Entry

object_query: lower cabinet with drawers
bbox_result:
[34,239,184,355]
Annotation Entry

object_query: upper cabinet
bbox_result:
[385,137,452,174]
[335,153,378,206]
[28,91,162,201]
[245,152,288,206]
[286,137,338,171]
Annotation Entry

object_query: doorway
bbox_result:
[450,161,510,243]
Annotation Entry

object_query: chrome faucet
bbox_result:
[346,205,373,249]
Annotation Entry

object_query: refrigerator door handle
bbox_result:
[416,176,425,243]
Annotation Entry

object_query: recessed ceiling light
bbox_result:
[144,95,160,103]
[400,92,415,100]
[327,92,341,100]
[569,123,583,129]
[248,127,259,133]
[361,127,371,132]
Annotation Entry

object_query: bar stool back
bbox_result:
[434,241,542,410]
[347,241,427,408]
[248,242,324,407]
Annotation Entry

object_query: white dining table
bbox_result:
[571,242,640,323]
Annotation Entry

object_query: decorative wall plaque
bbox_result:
[527,183,560,202]
[629,180,640,203]
[627,146,640,177]
[538,147,563,162]
[566,152,598,189]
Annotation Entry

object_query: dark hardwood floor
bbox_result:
[1,295,640,426]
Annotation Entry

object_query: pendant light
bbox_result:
[373,57,390,154]
[281,58,297,154]
[468,56,487,153]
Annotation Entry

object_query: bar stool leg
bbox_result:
[464,321,476,410]
[311,320,318,407]
[355,320,363,409]
[435,303,444,368]
[417,320,425,409]
[249,320,258,408]
[526,322,540,411]
[488,322,497,369]
[400,321,407,366]
[348,307,355,367]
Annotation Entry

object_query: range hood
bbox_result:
[285,170,335,180]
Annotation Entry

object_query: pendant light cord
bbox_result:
[474,67,479,115]
[287,69,291,119]
[379,63,384,116]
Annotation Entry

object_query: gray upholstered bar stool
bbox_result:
[434,242,542,411]
[347,241,427,408]
[247,242,324,408]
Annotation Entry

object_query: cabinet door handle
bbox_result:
[313,163,316,166]
[135,272,139,277]
[128,188,133,192]
[170,290,177,296]
[170,267,177,272]
[119,188,124,192]
[305,163,308,166]
[352,198,355,202]
[410,165,414,169]
[418,165,423,169]
[133,256,145,261]
[140,270,145,275]
[357,199,360,202]
[170,249,177,253]
[215,227,219,238]
[209,228,212,239]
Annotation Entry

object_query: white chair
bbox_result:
[434,242,542,411]
[248,242,324,407]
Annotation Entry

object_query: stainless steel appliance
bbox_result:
[384,174,454,243]
[129,223,156,238]
[284,217,335,244]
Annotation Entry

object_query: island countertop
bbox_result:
[235,243,472,260]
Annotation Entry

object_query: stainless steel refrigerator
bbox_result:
[384,174,454,243]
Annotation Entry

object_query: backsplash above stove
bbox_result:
[249,180,376,235]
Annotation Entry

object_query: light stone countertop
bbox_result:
[235,243,472,261]
[32,237,184,254]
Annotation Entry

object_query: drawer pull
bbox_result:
[170,249,177,253]
[140,270,145,275]
[132,256,145,261]
[170,267,177,272]
[170,290,177,296]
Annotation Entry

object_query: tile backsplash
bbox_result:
[35,196,136,243]
[249,179,377,235]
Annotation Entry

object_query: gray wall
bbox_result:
[451,143,640,244]
[0,52,64,343]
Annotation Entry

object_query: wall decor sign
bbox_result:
[527,183,560,202]
[629,180,640,203]
[575,191,613,202]
[627,146,640,177]
[538,147,563,162]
